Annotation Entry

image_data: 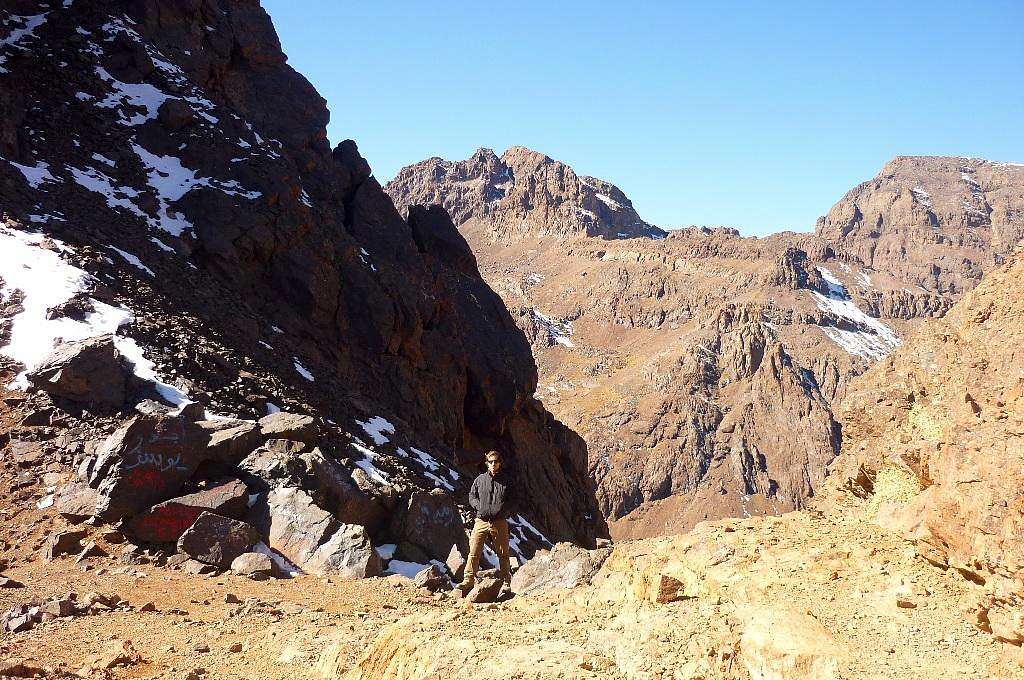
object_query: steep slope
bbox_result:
[0,0,605,576]
[387,146,667,241]
[827,250,1024,645]
[817,156,1024,294]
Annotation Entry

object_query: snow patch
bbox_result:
[596,193,623,211]
[813,267,900,360]
[108,246,155,277]
[357,416,395,446]
[532,309,575,348]
[385,559,428,579]
[0,13,49,73]
[292,358,314,382]
[7,159,57,188]
[94,65,170,126]
[0,226,132,388]
[375,544,397,561]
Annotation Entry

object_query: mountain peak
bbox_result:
[386,147,667,241]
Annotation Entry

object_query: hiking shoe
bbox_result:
[456,579,475,592]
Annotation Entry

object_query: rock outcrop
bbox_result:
[827,250,1024,645]
[387,146,667,241]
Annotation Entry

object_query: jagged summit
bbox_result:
[385,145,667,241]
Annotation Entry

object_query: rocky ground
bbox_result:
[3,487,1023,678]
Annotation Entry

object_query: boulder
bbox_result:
[26,335,128,408]
[55,482,99,522]
[198,420,262,464]
[230,552,274,580]
[299,448,387,531]
[248,486,381,577]
[238,440,307,483]
[739,608,846,680]
[258,412,317,444]
[445,544,467,582]
[510,543,613,595]
[126,478,250,543]
[8,440,44,467]
[43,529,87,560]
[413,564,451,592]
[87,413,213,521]
[467,577,504,604]
[177,512,259,569]
[390,490,467,562]
[157,97,196,130]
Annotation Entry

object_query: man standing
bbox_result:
[459,449,515,590]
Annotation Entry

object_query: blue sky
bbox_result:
[262,1,1024,236]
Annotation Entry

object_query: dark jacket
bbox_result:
[469,470,516,521]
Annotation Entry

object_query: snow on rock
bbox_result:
[0,226,131,387]
[357,416,395,446]
[375,544,397,561]
[69,164,150,222]
[596,193,623,211]
[149,236,175,253]
[813,267,900,361]
[385,559,429,579]
[6,159,57,188]
[108,246,155,277]
[350,440,392,486]
[131,142,260,236]
[292,358,314,382]
[910,186,932,209]
[112,335,191,408]
[94,65,171,126]
[0,13,49,73]
[532,309,575,348]
[0,224,191,406]
[253,541,302,577]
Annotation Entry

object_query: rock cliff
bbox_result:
[0,0,605,579]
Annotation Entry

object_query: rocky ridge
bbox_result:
[388,148,1022,537]
[0,0,606,588]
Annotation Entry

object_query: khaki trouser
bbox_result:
[465,517,511,582]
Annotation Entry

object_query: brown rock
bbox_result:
[43,529,87,560]
[510,543,612,595]
[55,482,99,522]
[466,576,504,604]
[177,512,259,569]
[258,412,317,444]
[26,334,129,408]
[230,552,273,580]
[126,478,250,543]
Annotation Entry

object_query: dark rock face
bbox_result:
[0,0,603,548]
[26,335,128,408]
[87,413,212,522]
[177,511,260,569]
[509,543,612,595]
[126,478,250,543]
[389,490,467,562]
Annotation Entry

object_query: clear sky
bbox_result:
[262,0,1023,236]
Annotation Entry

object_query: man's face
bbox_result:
[486,456,501,473]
